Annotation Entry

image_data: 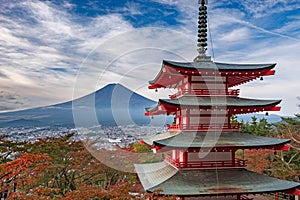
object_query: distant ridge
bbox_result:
[0,83,157,127]
[4,118,44,127]
[237,114,289,124]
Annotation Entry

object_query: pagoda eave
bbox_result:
[135,162,300,197]
[142,131,291,151]
[150,143,291,154]
[162,60,276,71]
[145,97,281,116]
[159,97,281,108]
[149,61,276,89]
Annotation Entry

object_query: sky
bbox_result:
[0,0,300,116]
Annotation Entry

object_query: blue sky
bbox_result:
[0,0,300,116]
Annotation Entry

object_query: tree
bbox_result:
[0,153,52,199]
[0,136,29,163]
[271,115,300,181]
[242,115,300,182]
[0,134,178,199]
[241,116,273,136]
[25,134,130,194]
[131,143,151,153]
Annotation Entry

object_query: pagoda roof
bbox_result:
[163,60,276,71]
[145,96,281,115]
[135,162,300,196]
[160,96,281,107]
[142,131,290,149]
[149,60,276,88]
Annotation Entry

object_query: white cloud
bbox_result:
[237,0,300,18]
[0,0,135,111]
[0,0,299,116]
[124,1,143,16]
[219,27,249,42]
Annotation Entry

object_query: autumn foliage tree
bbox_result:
[0,153,51,199]
[0,134,177,199]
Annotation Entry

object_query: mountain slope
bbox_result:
[0,84,157,127]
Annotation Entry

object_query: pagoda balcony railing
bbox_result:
[167,123,241,132]
[164,154,247,169]
[169,89,240,99]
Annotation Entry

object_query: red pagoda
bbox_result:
[135,1,300,200]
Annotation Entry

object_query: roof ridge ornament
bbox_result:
[194,0,212,62]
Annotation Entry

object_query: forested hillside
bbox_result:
[0,134,175,199]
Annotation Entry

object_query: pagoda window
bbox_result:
[188,110,228,129]
[189,152,232,162]
[191,83,226,90]
[191,75,226,82]
[191,75,203,82]
[182,116,188,126]
[188,116,228,128]
[191,83,208,89]
[190,109,228,115]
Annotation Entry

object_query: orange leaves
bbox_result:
[0,153,52,197]
[61,184,109,200]
[244,149,274,174]
[0,135,179,199]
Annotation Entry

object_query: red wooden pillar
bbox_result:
[179,150,188,168]
[275,192,279,200]
[187,75,191,94]
[175,150,180,163]
[179,109,182,128]
[183,151,188,167]
[227,113,231,129]
[225,75,228,94]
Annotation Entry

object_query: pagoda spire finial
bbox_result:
[194,0,211,62]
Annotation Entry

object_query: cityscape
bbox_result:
[0,125,165,149]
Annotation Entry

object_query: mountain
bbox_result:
[0,83,292,128]
[0,84,159,128]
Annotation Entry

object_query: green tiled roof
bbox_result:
[135,161,177,190]
[163,60,276,71]
[143,131,180,146]
[143,131,290,148]
[135,162,300,196]
[160,96,281,107]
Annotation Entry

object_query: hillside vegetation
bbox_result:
[0,115,299,199]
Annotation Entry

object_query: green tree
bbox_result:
[241,116,273,136]
[131,143,151,153]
